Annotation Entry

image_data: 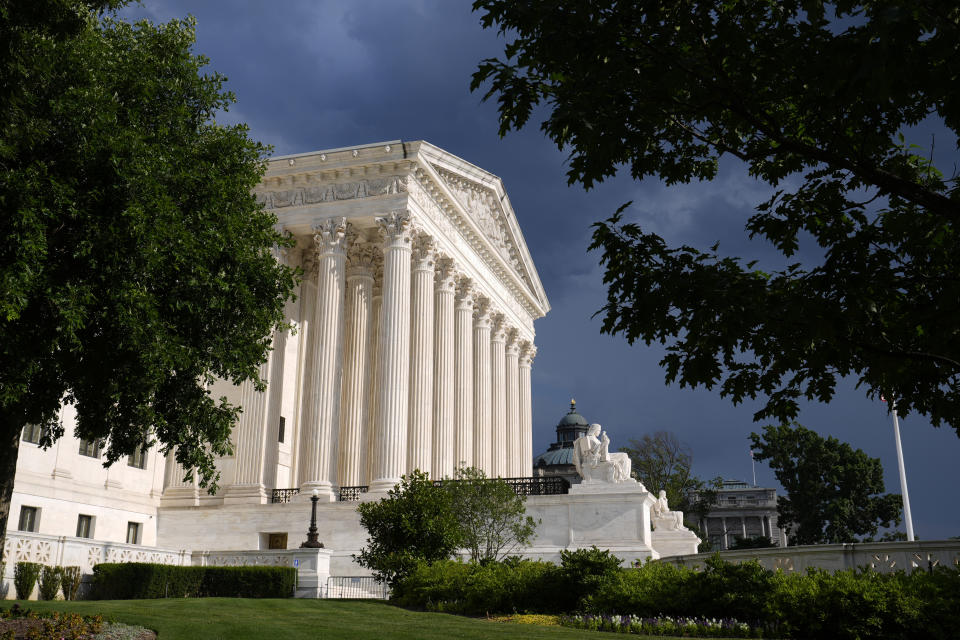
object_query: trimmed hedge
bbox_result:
[393,554,960,639]
[90,563,296,599]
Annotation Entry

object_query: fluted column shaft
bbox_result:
[296,251,321,489]
[472,299,492,475]
[302,217,348,501]
[505,333,521,477]
[490,316,507,478]
[364,268,383,486]
[161,449,199,506]
[338,241,376,487]
[518,343,536,477]
[407,235,436,475]
[453,278,475,470]
[226,359,270,502]
[370,211,413,493]
[431,258,456,479]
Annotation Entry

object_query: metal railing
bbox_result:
[271,488,300,504]
[326,575,388,599]
[285,476,572,503]
[338,486,368,502]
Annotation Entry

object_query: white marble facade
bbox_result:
[174,140,550,504]
[7,141,549,551]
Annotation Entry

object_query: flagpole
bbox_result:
[890,403,915,541]
[750,450,756,487]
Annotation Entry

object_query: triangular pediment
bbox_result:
[429,163,545,309]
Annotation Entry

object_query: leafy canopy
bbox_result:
[445,466,537,564]
[355,468,538,585]
[750,424,902,544]
[0,0,297,490]
[355,470,464,587]
[472,1,960,432]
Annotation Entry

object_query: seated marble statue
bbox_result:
[651,489,686,531]
[572,424,633,483]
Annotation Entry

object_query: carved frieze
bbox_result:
[255,175,407,209]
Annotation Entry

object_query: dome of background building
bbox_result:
[533,399,591,484]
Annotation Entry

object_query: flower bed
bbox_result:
[561,614,761,638]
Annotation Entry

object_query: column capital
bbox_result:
[346,240,380,278]
[505,328,520,356]
[491,313,507,342]
[473,297,492,327]
[313,217,348,255]
[411,233,437,273]
[455,276,475,309]
[301,246,319,277]
[519,341,537,366]
[376,210,413,249]
[435,255,456,293]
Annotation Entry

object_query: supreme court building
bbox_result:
[6,141,552,562]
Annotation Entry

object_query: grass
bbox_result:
[7,599,613,640]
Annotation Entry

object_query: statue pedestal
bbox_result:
[651,528,701,558]
[569,478,646,495]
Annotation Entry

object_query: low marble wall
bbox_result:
[659,539,960,574]
[2,532,189,599]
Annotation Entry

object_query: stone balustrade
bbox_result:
[659,539,960,574]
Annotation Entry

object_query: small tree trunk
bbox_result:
[0,411,23,565]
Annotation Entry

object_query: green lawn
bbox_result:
[9,599,617,640]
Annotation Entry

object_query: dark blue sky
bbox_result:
[125,1,958,539]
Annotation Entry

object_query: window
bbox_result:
[126,522,141,545]
[76,515,93,538]
[78,439,102,458]
[22,424,43,444]
[18,506,38,532]
[278,416,286,443]
[128,444,147,469]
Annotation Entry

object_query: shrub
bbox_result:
[37,566,62,600]
[393,558,563,615]
[60,566,82,601]
[13,562,42,600]
[90,563,296,599]
[558,546,623,611]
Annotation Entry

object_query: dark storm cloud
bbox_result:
[123,1,957,538]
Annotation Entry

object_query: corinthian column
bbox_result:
[338,237,377,488]
[369,211,413,494]
[364,259,383,485]
[518,342,536,477]
[224,359,271,504]
[490,314,507,478]
[407,233,436,476]
[472,298,492,474]
[505,330,521,477]
[296,249,320,489]
[431,257,456,479]
[453,277,475,470]
[301,217,348,501]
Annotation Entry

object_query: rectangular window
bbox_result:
[278,416,286,443]
[76,514,93,538]
[127,444,147,469]
[21,424,43,444]
[126,522,141,545]
[78,439,102,458]
[18,506,38,532]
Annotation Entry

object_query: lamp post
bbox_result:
[300,488,324,548]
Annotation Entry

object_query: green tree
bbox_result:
[749,424,902,544]
[355,471,463,587]
[445,466,537,563]
[619,431,718,528]
[0,0,296,549]
[472,1,960,433]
